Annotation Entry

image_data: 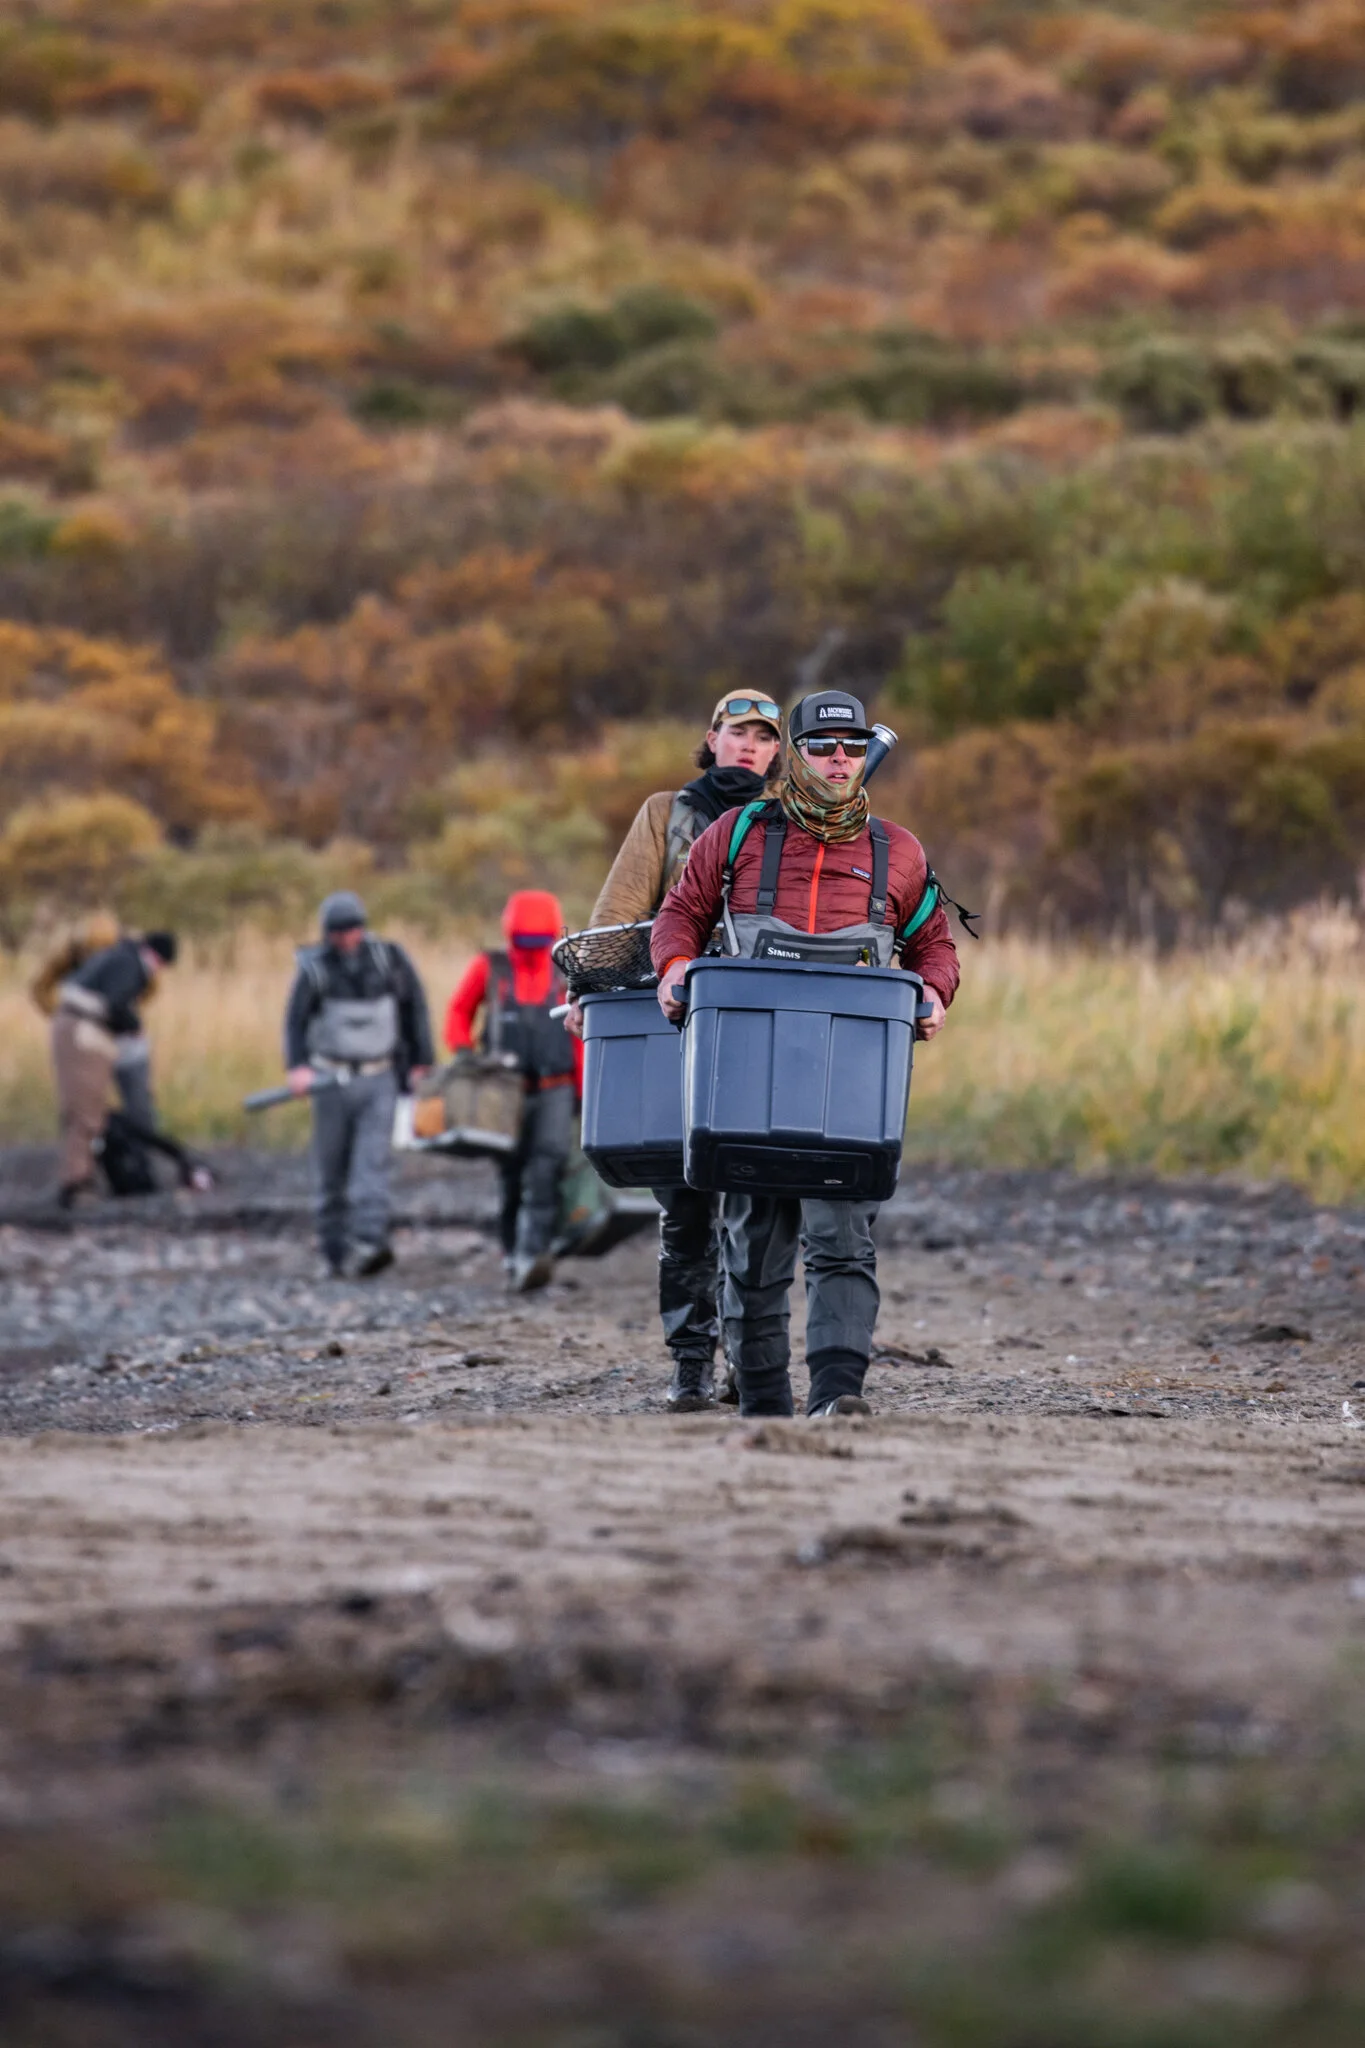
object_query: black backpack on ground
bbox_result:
[95,1111,200,1197]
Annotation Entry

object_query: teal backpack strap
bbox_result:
[720,799,777,956]
[900,867,982,944]
[899,875,941,942]
[725,799,770,872]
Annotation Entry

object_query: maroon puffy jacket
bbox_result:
[650,806,960,1006]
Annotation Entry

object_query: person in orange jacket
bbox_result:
[445,888,579,1292]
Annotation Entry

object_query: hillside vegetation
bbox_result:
[8,1,1365,937]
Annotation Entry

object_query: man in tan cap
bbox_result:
[570,694,783,1412]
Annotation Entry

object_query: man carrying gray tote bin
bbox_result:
[282,892,433,1278]
[651,689,962,1421]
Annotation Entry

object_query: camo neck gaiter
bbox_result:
[778,742,870,844]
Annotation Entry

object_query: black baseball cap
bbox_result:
[788,689,873,744]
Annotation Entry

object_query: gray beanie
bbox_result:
[320,890,367,934]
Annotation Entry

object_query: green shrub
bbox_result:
[1100,337,1217,433]
[612,284,718,353]
[597,338,732,419]
[1293,338,1365,419]
[515,303,630,376]
[809,333,1027,425]
[898,565,1092,733]
[351,378,434,426]
[513,285,719,378]
[0,498,58,563]
[1211,333,1287,419]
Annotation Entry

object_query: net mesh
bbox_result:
[553,921,657,996]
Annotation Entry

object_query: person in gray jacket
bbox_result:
[284,892,433,1278]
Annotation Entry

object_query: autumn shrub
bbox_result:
[0,792,161,946]
[0,29,106,123]
[1257,1,1365,116]
[0,623,247,834]
[255,69,390,128]
[1054,720,1357,931]
[120,827,372,941]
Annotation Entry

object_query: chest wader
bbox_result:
[299,939,402,1274]
[483,952,576,1278]
[483,951,576,1083]
[301,938,400,1070]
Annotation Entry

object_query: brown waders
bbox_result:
[50,1010,116,1192]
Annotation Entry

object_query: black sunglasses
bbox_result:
[801,734,869,757]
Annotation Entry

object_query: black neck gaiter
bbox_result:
[682,765,768,826]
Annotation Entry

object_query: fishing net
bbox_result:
[552,921,657,996]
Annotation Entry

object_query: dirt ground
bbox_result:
[2,1145,1365,2044]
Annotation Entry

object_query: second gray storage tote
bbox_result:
[580,987,686,1188]
[682,958,921,1200]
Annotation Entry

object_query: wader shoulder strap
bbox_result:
[483,948,510,1051]
[365,936,396,987]
[755,814,787,914]
[298,945,328,998]
[868,819,890,926]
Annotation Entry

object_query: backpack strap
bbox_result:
[899,868,981,944]
[868,818,890,926]
[724,798,774,875]
[720,799,780,954]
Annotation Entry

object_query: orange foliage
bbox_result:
[0,625,252,835]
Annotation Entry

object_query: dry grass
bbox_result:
[6,914,1365,1204]
[908,910,1365,1204]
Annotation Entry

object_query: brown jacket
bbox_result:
[589,791,681,928]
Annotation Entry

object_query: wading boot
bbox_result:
[510,1250,554,1294]
[811,1394,872,1418]
[351,1241,394,1279]
[667,1356,716,1413]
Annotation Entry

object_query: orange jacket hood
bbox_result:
[501,889,563,946]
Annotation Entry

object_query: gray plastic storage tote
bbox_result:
[580,988,686,1188]
[681,957,922,1201]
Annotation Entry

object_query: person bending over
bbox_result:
[50,929,178,1207]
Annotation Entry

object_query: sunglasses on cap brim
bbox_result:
[800,734,870,757]
[714,697,782,726]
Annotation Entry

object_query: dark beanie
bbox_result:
[144,930,178,965]
[320,889,367,934]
